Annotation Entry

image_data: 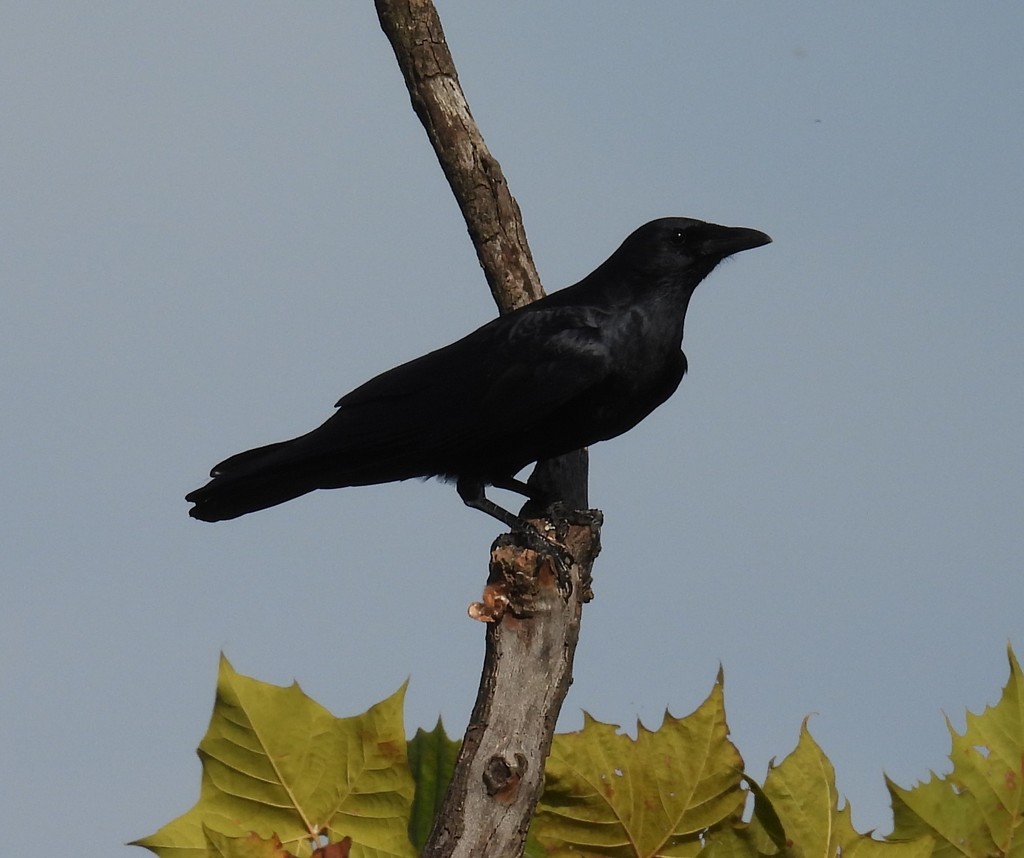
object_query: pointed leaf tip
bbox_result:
[888,646,1024,858]
[136,662,415,858]
[535,679,743,857]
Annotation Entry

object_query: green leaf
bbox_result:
[203,827,292,858]
[754,720,841,858]
[132,656,415,858]
[699,825,764,858]
[406,718,460,851]
[834,806,933,858]
[723,724,932,858]
[888,645,1024,858]
[697,776,786,858]
[533,674,746,858]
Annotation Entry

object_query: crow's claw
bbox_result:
[517,522,574,596]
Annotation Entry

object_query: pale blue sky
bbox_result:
[3,3,1022,853]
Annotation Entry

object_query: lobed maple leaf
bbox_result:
[132,656,415,858]
[533,672,746,857]
[888,646,1024,858]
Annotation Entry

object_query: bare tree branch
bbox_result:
[374,2,602,856]
[375,0,542,313]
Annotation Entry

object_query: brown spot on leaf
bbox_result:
[312,835,352,858]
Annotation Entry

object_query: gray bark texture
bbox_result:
[374,2,603,856]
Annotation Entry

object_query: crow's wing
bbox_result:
[298,304,618,481]
[188,303,623,521]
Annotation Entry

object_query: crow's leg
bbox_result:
[456,477,529,531]
[489,475,542,501]
[456,477,574,579]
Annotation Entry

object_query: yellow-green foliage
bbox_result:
[133,649,1024,858]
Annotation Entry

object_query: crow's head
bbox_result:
[613,217,771,285]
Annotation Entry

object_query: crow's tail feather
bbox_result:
[208,439,292,477]
[185,476,317,521]
[186,439,317,522]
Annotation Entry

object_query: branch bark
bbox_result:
[374,2,601,856]
[375,0,542,313]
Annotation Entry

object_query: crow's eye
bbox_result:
[670,228,688,245]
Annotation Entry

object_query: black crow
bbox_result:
[186,217,770,528]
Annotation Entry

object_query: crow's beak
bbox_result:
[702,226,772,259]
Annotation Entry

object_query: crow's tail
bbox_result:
[185,439,318,522]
